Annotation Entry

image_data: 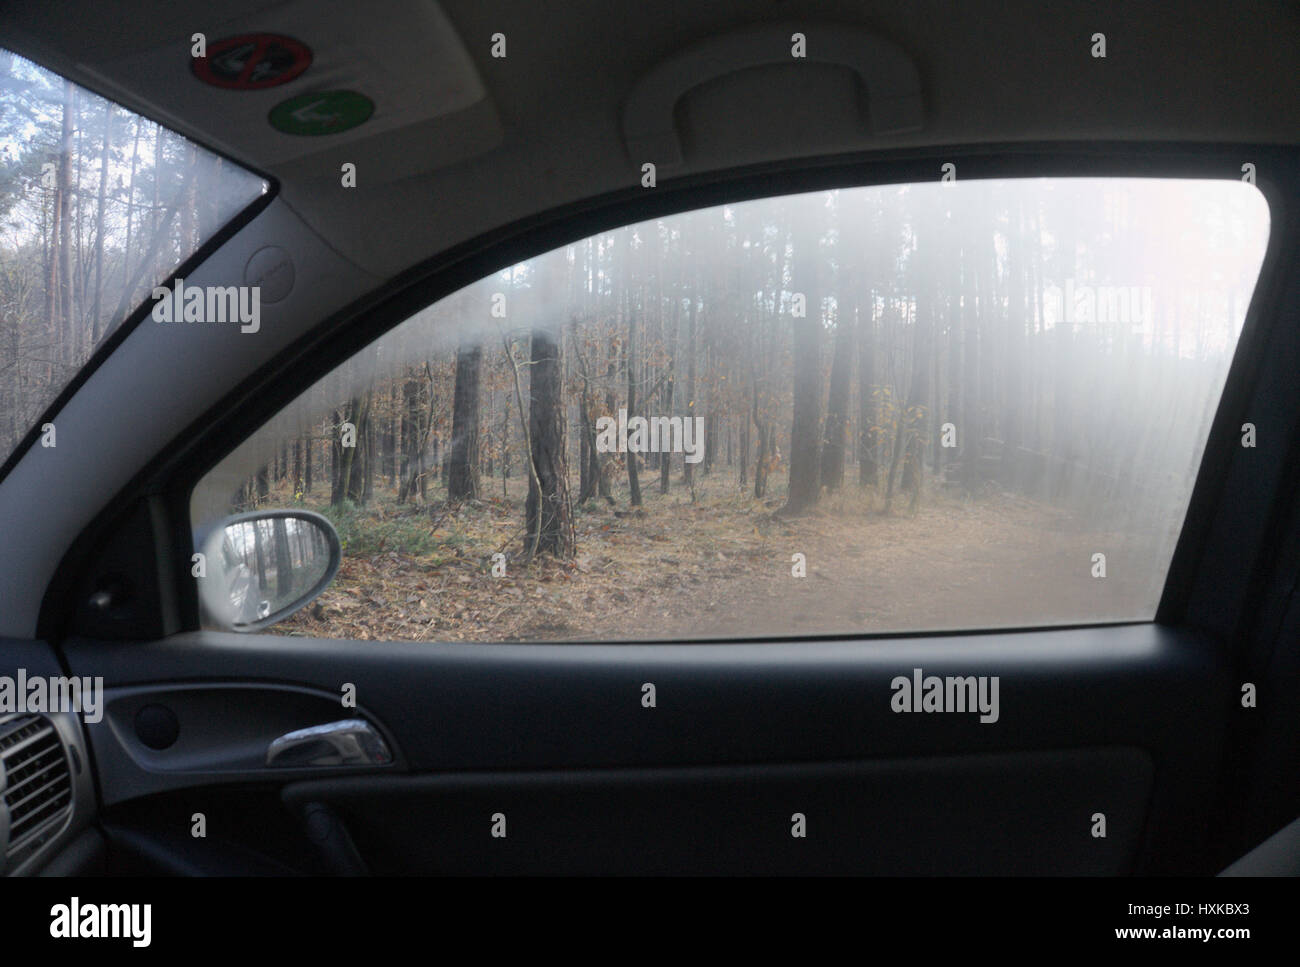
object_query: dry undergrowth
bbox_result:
[269,472,1158,643]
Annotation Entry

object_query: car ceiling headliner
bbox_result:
[3,0,1299,281]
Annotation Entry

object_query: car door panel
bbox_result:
[58,623,1223,874]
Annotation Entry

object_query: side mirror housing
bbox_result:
[198,510,341,632]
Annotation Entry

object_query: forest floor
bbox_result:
[271,469,1163,643]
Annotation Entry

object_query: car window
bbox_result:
[191,177,1269,642]
[0,47,267,467]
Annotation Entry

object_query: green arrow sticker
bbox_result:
[268,90,374,136]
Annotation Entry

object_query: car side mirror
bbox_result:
[198,510,341,632]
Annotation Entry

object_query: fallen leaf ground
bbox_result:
[267,469,1162,643]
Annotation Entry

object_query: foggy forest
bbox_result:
[197,178,1268,641]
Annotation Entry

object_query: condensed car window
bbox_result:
[192,177,1270,641]
[0,48,267,469]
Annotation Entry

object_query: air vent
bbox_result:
[1,715,73,858]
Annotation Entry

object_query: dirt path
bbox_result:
[275,486,1163,643]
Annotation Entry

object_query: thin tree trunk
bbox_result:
[55,79,74,369]
[90,103,112,346]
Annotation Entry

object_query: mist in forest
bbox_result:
[193,176,1269,633]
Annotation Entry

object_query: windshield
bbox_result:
[0,47,268,466]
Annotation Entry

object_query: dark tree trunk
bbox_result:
[659,364,675,495]
[273,517,292,599]
[397,373,421,504]
[857,298,879,489]
[448,345,483,500]
[255,464,269,504]
[362,417,374,504]
[738,412,749,489]
[330,410,342,505]
[821,286,855,492]
[576,367,603,507]
[524,329,574,557]
[753,385,770,500]
[781,213,823,515]
[335,392,373,506]
[683,290,697,489]
[254,521,268,592]
[388,384,399,487]
[626,306,643,507]
[343,395,370,504]
[704,412,719,475]
[578,389,593,503]
[500,385,511,495]
[599,359,616,501]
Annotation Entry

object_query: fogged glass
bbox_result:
[0,48,268,467]
[192,178,1270,642]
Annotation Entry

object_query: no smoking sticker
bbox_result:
[268,91,375,136]
[193,33,312,90]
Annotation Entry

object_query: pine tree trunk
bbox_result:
[857,296,878,489]
[523,329,573,557]
[55,80,74,368]
[448,345,483,500]
[90,103,112,346]
[781,211,823,515]
[821,285,855,492]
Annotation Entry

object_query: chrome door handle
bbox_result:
[266,719,392,767]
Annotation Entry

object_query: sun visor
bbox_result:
[78,0,500,175]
